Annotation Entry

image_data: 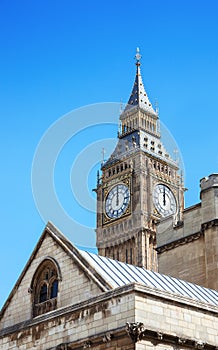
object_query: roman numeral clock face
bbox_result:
[105,184,130,219]
[153,184,177,217]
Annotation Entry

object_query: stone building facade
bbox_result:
[0,50,218,349]
[157,174,218,291]
[0,223,217,349]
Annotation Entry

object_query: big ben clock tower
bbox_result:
[96,48,184,270]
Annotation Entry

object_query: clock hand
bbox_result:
[163,186,166,206]
[116,186,119,206]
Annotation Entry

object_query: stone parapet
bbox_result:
[200,174,218,194]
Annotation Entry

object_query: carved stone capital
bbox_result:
[126,322,145,342]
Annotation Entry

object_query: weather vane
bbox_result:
[135,47,141,63]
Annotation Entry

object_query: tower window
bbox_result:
[130,248,133,264]
[30,258,61,317]
[117,251,119,260]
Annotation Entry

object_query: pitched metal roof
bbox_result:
[80,250,218,307]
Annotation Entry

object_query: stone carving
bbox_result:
[83,341,92,348]
[178,338,187,345]
[102,333,113,343]
[157,332,163,340]
[56,344,68,350]
[126,322,145,342]
[195,341,205,349]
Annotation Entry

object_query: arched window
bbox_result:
[31,257,61,317]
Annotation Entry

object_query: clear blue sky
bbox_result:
[1,0,218,308]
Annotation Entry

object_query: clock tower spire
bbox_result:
[126,47,156,114]
[96,49,184,270]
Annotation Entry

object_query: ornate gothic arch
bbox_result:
[30,256,62,317]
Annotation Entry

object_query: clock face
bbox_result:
[153,184,177,217]
[105,183,130,219]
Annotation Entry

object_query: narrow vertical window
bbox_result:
[117,251,119,261]
[130,248,133,264]
[50,280,58,299]
[39,283,47,303]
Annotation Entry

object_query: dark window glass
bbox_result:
[39,283,47,303]
[50,280,58,299]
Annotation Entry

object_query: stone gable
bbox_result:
[0,225,104,330]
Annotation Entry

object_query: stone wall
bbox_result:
[0,287,136,350]
[0,233,102,330]
[158,236,206,286]
[135,288,218,346]
[157,174,218,290]
[204,225,218,290]
[1,284,217,349]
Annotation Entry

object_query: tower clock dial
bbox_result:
[105,183,130,219]
[153,184,177,217]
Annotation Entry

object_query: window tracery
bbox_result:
[31,258,61,317]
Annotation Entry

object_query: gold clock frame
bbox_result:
[102,173,132,226]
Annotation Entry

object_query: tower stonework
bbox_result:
[157,174,218,290]
[96,50,184,269]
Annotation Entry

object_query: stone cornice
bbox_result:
[1,283,217,339]
[125,322,217,349]
[39,322,218,350]
[157,218,218,254]
[47,327,126,350]
[134,283,218,314]
[0,284,134,338]
[201,218,218,231]
[157,231,203,253]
